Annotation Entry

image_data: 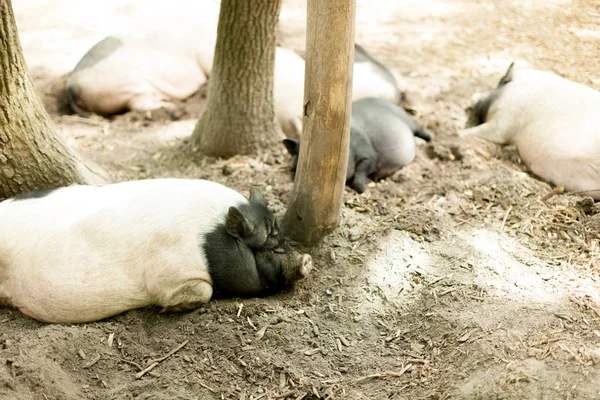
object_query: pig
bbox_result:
[352,43,403,105]
[460,63,600,200]
[273,47,306,140]
[283,97,431,193]
[0,179,312,323]
[67,0,221,116]
[276,43,404,139]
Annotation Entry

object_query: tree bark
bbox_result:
[0,0,105,200]
[281,0,356,247]
[191,0,282,158]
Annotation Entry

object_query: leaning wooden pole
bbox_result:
[281,0,356,247]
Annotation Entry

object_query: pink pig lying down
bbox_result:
[0,179,312,324]
[460,63,600,200]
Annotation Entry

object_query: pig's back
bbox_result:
[0,179,244,236]
[506,71,600,161]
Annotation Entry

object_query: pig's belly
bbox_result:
[527,155,600,200]
[517,127,600,199]
[8,265,149,323]
[4,240,151,323]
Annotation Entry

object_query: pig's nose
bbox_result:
[299,254,313,277]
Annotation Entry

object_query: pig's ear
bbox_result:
[226,206,251,239]
[282,139,300,156]
[249,187,267,205]
[498,62,515,87]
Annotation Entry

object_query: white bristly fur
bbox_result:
[0,179,247,323]
[460,68,600,199]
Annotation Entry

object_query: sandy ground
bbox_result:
[2,0,600,399]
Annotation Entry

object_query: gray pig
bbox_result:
[461,63,600,199]
[283,97,431,193]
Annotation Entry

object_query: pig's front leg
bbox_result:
[128,93,175,113]
[155,279,213,313]
[458,120,509,145]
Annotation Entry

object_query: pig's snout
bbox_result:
[299,254,312,278]
[280,251,313,283]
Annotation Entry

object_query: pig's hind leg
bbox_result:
[349,158,376,193]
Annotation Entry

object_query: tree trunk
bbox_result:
[191,0,282,158]
[281,0,356,247]
[0,0,105,200]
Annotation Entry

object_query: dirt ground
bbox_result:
[3,0,600,399]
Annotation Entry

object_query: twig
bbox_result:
[60,114,105,126]
[275,390,297,399]
[352,364,413,384]
[83,354,101,369]
[500,205,512,231]
[135,340,189,379]
[541,186,564,202]
[120,358,143,371]
[198,378,217,393]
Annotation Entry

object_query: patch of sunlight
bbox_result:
[359,227,571,312]
[466,229,557,302]
[361,230,434,311]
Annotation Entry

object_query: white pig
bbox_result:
[460,63,600,200]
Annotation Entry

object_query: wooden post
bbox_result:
[281,0,356,247]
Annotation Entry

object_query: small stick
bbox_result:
[198,379,217,393]
[135,340,189,379]
[275,390,297,399]
[500,205,512,231]
[541,186,564,202]
[352,365,412,384]
[323,365,413,385]
[60,114,105,126]
[120,358,143,371]
[83,354,101,369]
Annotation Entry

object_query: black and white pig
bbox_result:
[460,63,600,199]
[283,97,431,193]
[0,179,312,323]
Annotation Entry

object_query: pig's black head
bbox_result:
[225,187,287,251]
[283,139,300,173]
[466,87,507,128]
[465,63,515,128]
[206,243,312,299]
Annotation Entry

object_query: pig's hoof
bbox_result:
[300,254,313,277]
